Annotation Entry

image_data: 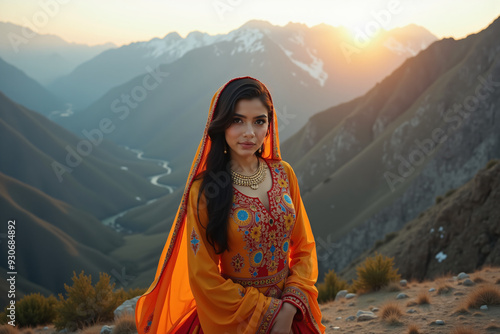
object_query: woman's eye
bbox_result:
[232,118,266,125]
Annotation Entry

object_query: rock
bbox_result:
[357,313,377,321]
[114,296,140,320]
[346,316,356,322]
[43,327,49,330]
[336,290,348,300]
[335,316,342,320]
[480,305,489,310]
[345,293,356,300]
[100,325,114,334]
[333,326,340,330]
[371,307,379,312]
[463,279,475,286]
[435,320,445,325]
[356,310,375,317]
[400,279,408,287]
[429,288,436,292]
[58,330,68,334]
[457,272,470,280]
[396,293,409,299]
[348,302,355,306]
[407,309,417,313]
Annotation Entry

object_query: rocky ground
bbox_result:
[320,266,500,333]
[2,266,500,334]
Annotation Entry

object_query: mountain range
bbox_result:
[0,16,498,301]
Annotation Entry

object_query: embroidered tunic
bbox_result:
[186,159,325,333]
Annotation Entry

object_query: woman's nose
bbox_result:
[244,123,255,136]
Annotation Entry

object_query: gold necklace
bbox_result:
[230,158,266,190]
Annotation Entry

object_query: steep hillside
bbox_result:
[0,91,168,219]
[0,57,65,116]
[279,16,500,280]
[340,159,500,282]
[0,171,127,307]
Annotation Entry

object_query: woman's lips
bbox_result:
[240,143,255,149]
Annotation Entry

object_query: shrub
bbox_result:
[407,323,420,334]
[435,196,443,204]
[317,269,349,303]
[383,281,402,292]
[380,300,403,325]
[112,312,137,334]
[436,279,454,295]
[416,291,431,305]
[15,293,58,328]
[450,326,479,334]
[53,270,126,331]
[486,159,498,169]
[352,253,401,293]
[445,188,456,197]
[465,284,500,309]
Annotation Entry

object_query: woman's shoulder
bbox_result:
[265,158,295,176]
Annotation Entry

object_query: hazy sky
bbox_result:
[1,0,499,46]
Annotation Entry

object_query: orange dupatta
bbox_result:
[134,76,325,334]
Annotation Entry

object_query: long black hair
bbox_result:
[195,78,274,254]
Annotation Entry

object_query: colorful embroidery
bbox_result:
[282,285,324,334]
[190,227,200,255]
[228,160,296,278]
[231,253,245,273]
[264,285,283,298]
[222,267,289,288]
[257,298,282,334]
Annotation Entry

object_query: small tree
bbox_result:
[317,269,349,303]
[16,293,58,328]
[352,252,401,293]
[54,270,123,331]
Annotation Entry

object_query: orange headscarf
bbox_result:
[134,76,283,333]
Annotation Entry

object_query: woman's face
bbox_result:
[225,98,270,159]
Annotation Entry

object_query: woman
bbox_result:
[135,77,326,334]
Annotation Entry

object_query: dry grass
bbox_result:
[112,312,137,334]
[416,291,431,305]
[436,278,454,295]
[464,284,500,309]
[380,300,404,325]
[0,325,19,334]
[485,324,500,331]
[452,305,471,315]
[450,326,479,334]
[479,264,499,272]
[407,323,420,334]
[80,324,103,334]
[383,281,402,292]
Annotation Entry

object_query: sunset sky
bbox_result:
[0,0,499,46]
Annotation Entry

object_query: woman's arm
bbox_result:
[280,161,326,333]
